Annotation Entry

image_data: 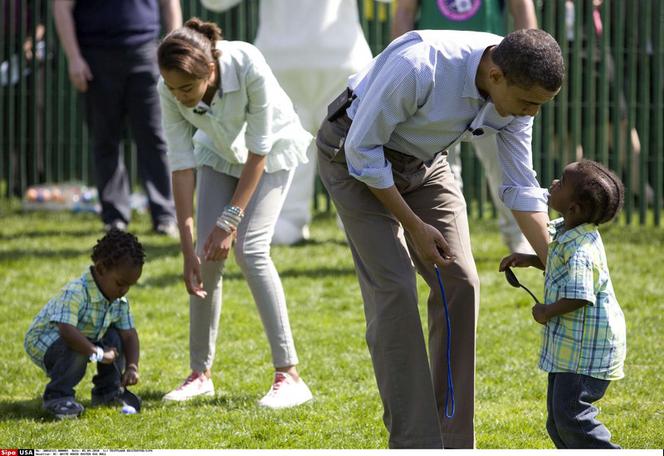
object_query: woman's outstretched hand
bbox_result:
[183,253,207,298]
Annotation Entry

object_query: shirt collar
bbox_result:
[548,217,597,244]
[84,267,109,304]
[462,47,489,100]
[216,41,240,94]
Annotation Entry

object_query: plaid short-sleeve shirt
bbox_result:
[24,267,134,371]
[539,218,626,380]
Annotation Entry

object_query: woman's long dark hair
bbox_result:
[158,17,223,79]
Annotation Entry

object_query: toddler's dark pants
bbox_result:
[43,327,124,403]
[547,372,620,449]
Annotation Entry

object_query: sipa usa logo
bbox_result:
[19,451,35,456]
[0,450,18,456]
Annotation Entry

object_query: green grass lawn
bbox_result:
[0,204,662,449]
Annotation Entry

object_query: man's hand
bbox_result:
[366,185,455,268]
[68,56,93,92]
[409,221,456,268]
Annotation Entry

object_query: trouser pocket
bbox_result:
[316,93,353,164]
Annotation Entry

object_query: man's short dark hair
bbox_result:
[492,29,564,92]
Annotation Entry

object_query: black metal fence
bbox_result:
[1,0,662,225]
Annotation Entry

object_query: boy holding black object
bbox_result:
[500,160,626,448]
[24,229,144,419]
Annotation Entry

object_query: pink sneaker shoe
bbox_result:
[163,372,214,401]
[258,372,313,409]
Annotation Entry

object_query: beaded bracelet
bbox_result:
[215,205,245,234]
[224,205,244,218]
[215,216,236,234]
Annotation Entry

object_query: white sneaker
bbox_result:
[163,372,214,401]
[258,372,313,409]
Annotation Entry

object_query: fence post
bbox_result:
[555,0,568,179]
[637,0,652,225]
[654,0,664,224]
[597,0,610,166]
[624,2,638,223]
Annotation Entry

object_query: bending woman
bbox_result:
[157,18,313,409]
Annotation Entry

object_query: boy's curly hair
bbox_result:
[91,229,145,270]
[575,160,625,225]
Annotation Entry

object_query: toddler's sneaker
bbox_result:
[43,397,84,420]
[163,372,214,401]
[258,372,313,409]
[92,389,142,412]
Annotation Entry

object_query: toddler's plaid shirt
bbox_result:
[539,218,626,380]
[24,267,134,371]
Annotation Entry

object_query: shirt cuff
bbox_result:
[167,151,197,172]
[500,185,549,212]
[50,315,77,327]
[348,161,395,189]
[558,289,596,306]
[245,134,272,156]
[114,320,134,330]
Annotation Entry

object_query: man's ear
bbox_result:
[488,66,506,85]
[95,263,106,276]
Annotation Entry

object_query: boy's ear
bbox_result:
[569,200,586,220]
[94,263,106,276]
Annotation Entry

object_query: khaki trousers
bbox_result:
[317,113,479,449]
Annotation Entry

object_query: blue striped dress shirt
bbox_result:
[345,30,549,212]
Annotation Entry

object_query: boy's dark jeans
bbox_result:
[546,372,620,449]
[43,327,124,403]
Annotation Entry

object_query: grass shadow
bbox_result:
[129,388,167,402]
[142,243,182,261]
[137,388,258,412]
[141,265,357,288]
[278,266,356,279]
[0,248,89,262]
[0,240,180,264]
[0,398,47,422]
[0,228,97,241]
[0,390,258,421]
[274,237,349,248]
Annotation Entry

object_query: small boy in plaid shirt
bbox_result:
[500,160,626,448]
[24,229,144,419]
